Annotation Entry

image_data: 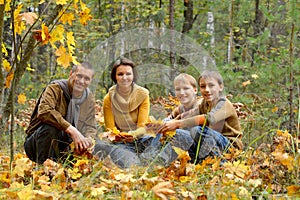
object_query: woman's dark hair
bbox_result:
[111,57,138,83]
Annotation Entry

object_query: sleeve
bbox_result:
[103,94,116,130]
[207,99,232,125]
[137,95,150,127]
[181,114,207,128]
[37,84,70,131]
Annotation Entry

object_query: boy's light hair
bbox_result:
[174,73,197,89]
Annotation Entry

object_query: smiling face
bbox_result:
[175,80,197,106]
[70,65,94,97]
[199,77,223,106]
[174,78,197,108]
[115,65,134,89]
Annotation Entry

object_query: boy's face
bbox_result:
[70,65,94,97]
[199,77,223,106]
[174,80,197,106]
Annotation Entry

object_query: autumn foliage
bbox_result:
[1,97,299,199]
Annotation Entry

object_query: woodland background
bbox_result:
[0,0,300,199]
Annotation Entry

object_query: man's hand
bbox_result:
[158,120,182,133]
[66,125,91,153]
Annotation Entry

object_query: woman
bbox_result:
[103,57,150,132]
[94,57,151,168]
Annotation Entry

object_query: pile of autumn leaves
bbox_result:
[0,130,299,199]
[1,98,300,199]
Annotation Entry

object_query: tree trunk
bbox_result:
[182,0,194,34]
[169,0,176,86]
[0,1,6,133]
[227,0,234,65]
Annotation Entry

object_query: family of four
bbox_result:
[24,57,243,168]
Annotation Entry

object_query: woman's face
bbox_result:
[115,65,134,88]
[174,79,197,106]
[199,77,223,106]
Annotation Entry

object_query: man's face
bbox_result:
[70,65,94,97]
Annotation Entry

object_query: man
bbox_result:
[24,62,97,164]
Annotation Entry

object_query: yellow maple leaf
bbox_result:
[12,158,32,178]
[242,80,251,87]
[3,59,11,72]
[74,159,89,167]
[251,74,259,79]
[2,43,8,56]
[5,72,14,88]
[286,185,300,196]
[5,0,11,11]
[173,146,187,159]
[0,0,4,4]
[55,45,66,56]
[66,31,76,53]
[17,93,27,104]
[59,11,74,25]
[57,52,73,68]
[68,167,82,180]
[50,24,65,47]
[271,106,278,113]
[79,8,92,25]
[91,186,108,196]
[271,151,294,171]
[56,0,68,5]
[14,5,26,35]
[41,24,51,44]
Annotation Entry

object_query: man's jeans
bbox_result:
[24,124,72,164]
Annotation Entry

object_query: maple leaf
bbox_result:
[79,8,92,25]
[3,58,11,72]
[12,158,32,178]
[68,167,82,180]
[41,24,51,44]
[50,24,65,47]
[152,181,175,200]
[13,4,26,35]
[251,74,259,79]
[59,11,74,25]
[271,151,294,171]
[2,43,8,56]
[56,0,68,5]
[20,12,38,25]
[4,0,11,11]
[66,31,76,54]
[55,45,73,68]
[242,80,251,87]
[287,185,300,196]
[5,71,14,88]
[17,93,27,104]
[91,186,108,196]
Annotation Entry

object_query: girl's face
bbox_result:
[174,80,197,107]
[116,65,134,88]
[199,77,223,106]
